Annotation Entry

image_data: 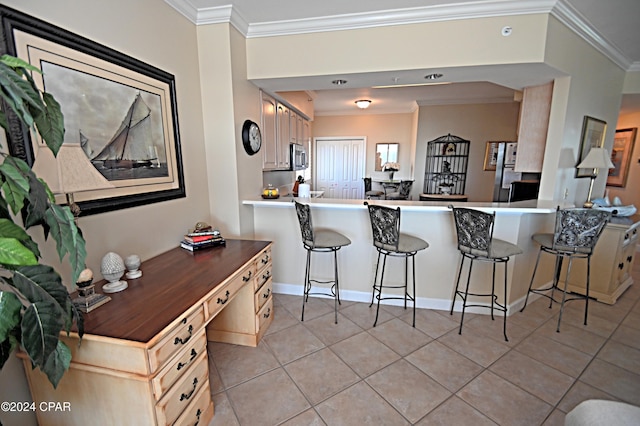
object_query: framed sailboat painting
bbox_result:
[0,5,185,216]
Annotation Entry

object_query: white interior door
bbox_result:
[315,138,365,199]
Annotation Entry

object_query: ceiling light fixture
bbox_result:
[424,73,444,80]
[355,99,372,109]
[332,79,348,85]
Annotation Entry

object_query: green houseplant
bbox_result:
[0,54,86,388]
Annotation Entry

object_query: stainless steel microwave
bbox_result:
[290,143,308,170]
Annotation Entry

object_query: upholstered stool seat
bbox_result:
[449,206,523,341]
[365,202,429,327]
[384,180,413,200]
[521,207,610,332]
[295,201,351,324]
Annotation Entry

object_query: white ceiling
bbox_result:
[167,0,640,115]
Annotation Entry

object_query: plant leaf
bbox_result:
[0,334,19,370]
[41,340,71,388]
[0,218,40,258]
[0,156,30,215]
[0,61,42,127]
[0,290,22,341]
[24,172,50,229]
[33,92,64,156]
[13,266,69,313]
[44,204,86,284]
[0,237,39,266]
[21,300,64,370]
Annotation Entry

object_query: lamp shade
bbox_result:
[355,99,371,109]
[32,144,114,195]
[577,147,614,169]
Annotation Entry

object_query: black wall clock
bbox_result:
[242,119,262,155]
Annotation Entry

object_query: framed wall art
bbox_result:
[607,127,637,187]
[0,5,185,216]
[575,116,607,178]
[483,142,499,171]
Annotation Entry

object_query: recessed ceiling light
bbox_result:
[355,99,372,109]
[332,79,348,85]
[424,73,443,80]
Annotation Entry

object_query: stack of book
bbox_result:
[180,229,225,251]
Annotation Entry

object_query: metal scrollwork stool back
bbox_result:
[365,202,429,327]
[363,177,384,199]
[520,207,610,332]
[449,206,523,341]
[294,200,351,324]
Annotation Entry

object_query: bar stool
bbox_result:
[294,200,351,324]
[363,177,384,199]
[449,206,523,341]
[385,180,414,200]
[520,207,610,332]
[365,202,429,327]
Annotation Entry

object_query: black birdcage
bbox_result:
[423,134,469,195]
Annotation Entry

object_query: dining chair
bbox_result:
[385,180,413,200]
[363,177,384,199]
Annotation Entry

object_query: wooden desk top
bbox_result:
[78,239,271,343]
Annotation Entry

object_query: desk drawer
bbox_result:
[206,265,253,320]
[152,329,207,400]
[172,380,212,426]
[257,248,271,272]
[254,264,272,294]
[255,278,272,312]
[155,351,209,425]
[257,296,273,331]
[148,306,205,373]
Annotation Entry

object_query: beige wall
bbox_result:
[607,111,640,207]
[416,102,521,202]
[312,112,416,184]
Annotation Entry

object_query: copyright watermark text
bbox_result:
[1,401,71,412]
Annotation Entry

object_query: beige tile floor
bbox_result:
[207,261,640,425]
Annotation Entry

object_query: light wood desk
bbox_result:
[21,240,273,426]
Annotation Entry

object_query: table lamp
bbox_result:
[577,147,614,208]
[33,144,115,312]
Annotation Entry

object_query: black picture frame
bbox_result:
[0,5,185,216]
[575,116,607,178]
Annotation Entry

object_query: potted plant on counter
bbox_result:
[0,54,86,388]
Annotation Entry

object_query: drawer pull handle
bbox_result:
[625,234,630,240]
[618,263,624,270]
[261,255,270,264]
[177,348,198,371]
[242,271,253,282]
[193,409,202,426]
[263,307,271,319]
[263,288,271,299]
[262,271,271,284]
[174,325,193,345]
[627,256,633,263]
[180,377,198,401]
[217,290,230,305]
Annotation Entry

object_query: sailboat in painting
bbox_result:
[80,130,93,157]
[91,93,157,169]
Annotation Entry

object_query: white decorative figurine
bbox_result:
[125,254,142,279]
[101,252,128,293]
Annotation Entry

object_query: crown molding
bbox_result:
[551,0,631,71]
[245,0,556,38]
[164,0,634,71]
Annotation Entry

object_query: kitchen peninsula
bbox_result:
[244,197,563,313]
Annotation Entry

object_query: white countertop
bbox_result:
[243,196,568,214]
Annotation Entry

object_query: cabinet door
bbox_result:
[261,93,278,170]
[277,103,290,169]
[290,110,298,145]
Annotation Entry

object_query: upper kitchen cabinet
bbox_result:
[261,91,278,170]
[514,82,553,173]
[261,90,311,171]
